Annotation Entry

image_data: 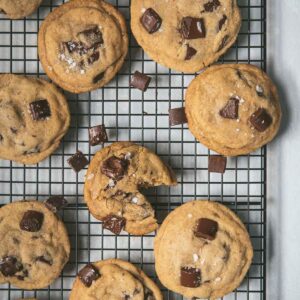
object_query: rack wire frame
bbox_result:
[0,0,267,299]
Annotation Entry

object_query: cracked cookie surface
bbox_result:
[185,64,282,156]
[0,0,42,19]
[131,0,241,73]
[154,200,253,299]
[84,142,177,235]
[38,0,128,93]
[0,200,70,290]
[69,259,163,300]
[0,74,70,165]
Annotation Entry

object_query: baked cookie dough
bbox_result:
[84,142,177,235]
[154,200,253,299]
[38,0,128,93]
[131,0,241,72]
[0,74,70,165]
[185,64,282,156]
[0,0,42,19]
[69,259,163,300]
[0,200,70,290]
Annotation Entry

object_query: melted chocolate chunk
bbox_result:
[217,35,229,52]
[93,72,105,84]
[89,124,108,146]
[194,218,218,240]
[63,41,87,56]
[36,256,53,266]
[250,108,272,132]
[204,0,221,12]
[208,155,227,174]
[29,99,51,121]
[20,210,44,232]
[219,98,239,119]
[103,214,126,235]
[0,256,23,276]
[67,151,89,173]
[219,15,227,31]
[256,85,265,97]
[45,196,68,213]
[181,17,206,39]
[77,26,103,49]
[130,71,151,92]
[87,51,100,65]
[140,8,162,34]
[185,45,197,60]
[23,146,40,155]
[0,134,3,141]
[101,156,129,181]
[78,264,100,287]
[180,267,201,288]
[169,107,188,126]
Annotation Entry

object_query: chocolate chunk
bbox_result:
[101,156,129,181]
[77,26,103,49]
[87,51,100,65]
[78,264,100,287]
[0,256,23,276]
[180,267,201,288]
[29,100,51,121]
[250,108,272,132]
[63,41,87,55]
[194,218,218,240]
[36,256,52,266]
[181,17,206,39]
[185,45,197,60]
[140,8,162,34]
[102,214,126,235]
[67,151,89,173]
[208,155,227,173]
[45,196,68,213]
[17,269,28,281]
[130,71,151,92]
[169,107,187,126]
[217,35,229,51]
[0,134,3,141]
[256,85,264,97]
[219,15,227,31]
[20,210,44,232]
[93,72,105,84]
[219,98,239,119]
[204,0,220,12]
[89,125,108,146]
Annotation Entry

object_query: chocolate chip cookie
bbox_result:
[38,0,128,93]
[69,259,163,300]
[154,200,253,299]
[185,64,282,156]
[84,142,177,235]
[131,0,241,72]
[0,200,70,289]
[0,0,42,19]
[0,74,70,165]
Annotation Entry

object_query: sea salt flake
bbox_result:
[132,197,139,204]
[108,179,115,187]
[187,213,193,218]
[193,254,199,262]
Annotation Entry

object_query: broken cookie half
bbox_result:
[84,142,177,235]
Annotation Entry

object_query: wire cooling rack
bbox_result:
[0,0,266,299]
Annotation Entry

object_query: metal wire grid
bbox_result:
[0,0,266,299]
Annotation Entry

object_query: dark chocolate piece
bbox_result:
[93,72,105,84]
[67,151,89,173]
[208,155,227,174]
[0,256,23,277]
[78,264,100,287]
[45,196,68,213]
[130,71,151,92]
[181,17,206,39]
[20,210,44,232]
[101,156,129,181]
[194,218,218,240]
[36,256,53,266]
[219,98,239,119]
[180,266,201,288]
[77,26,103,49]
[140,8,162,34]
[169,107,188,126]
[204,0,221,12]
[250,108,272,132]
[29,100,51,121]
[88,125,108,146]
[185,45,197,60]
[219,15,227,31]
[87,51,100,65]
[63,41,87,55]
[102,214,126,235]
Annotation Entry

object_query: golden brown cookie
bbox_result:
[154,200,253,299]
[131,0,241,73]
[0,200,70,290]
[38,0,128,93]
[84,142,177,235]
[0,74,70,165]
[69,259,163,300]
[185,64,282,156]
[0,0,42,19]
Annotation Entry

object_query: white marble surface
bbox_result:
[267,0,300,299]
